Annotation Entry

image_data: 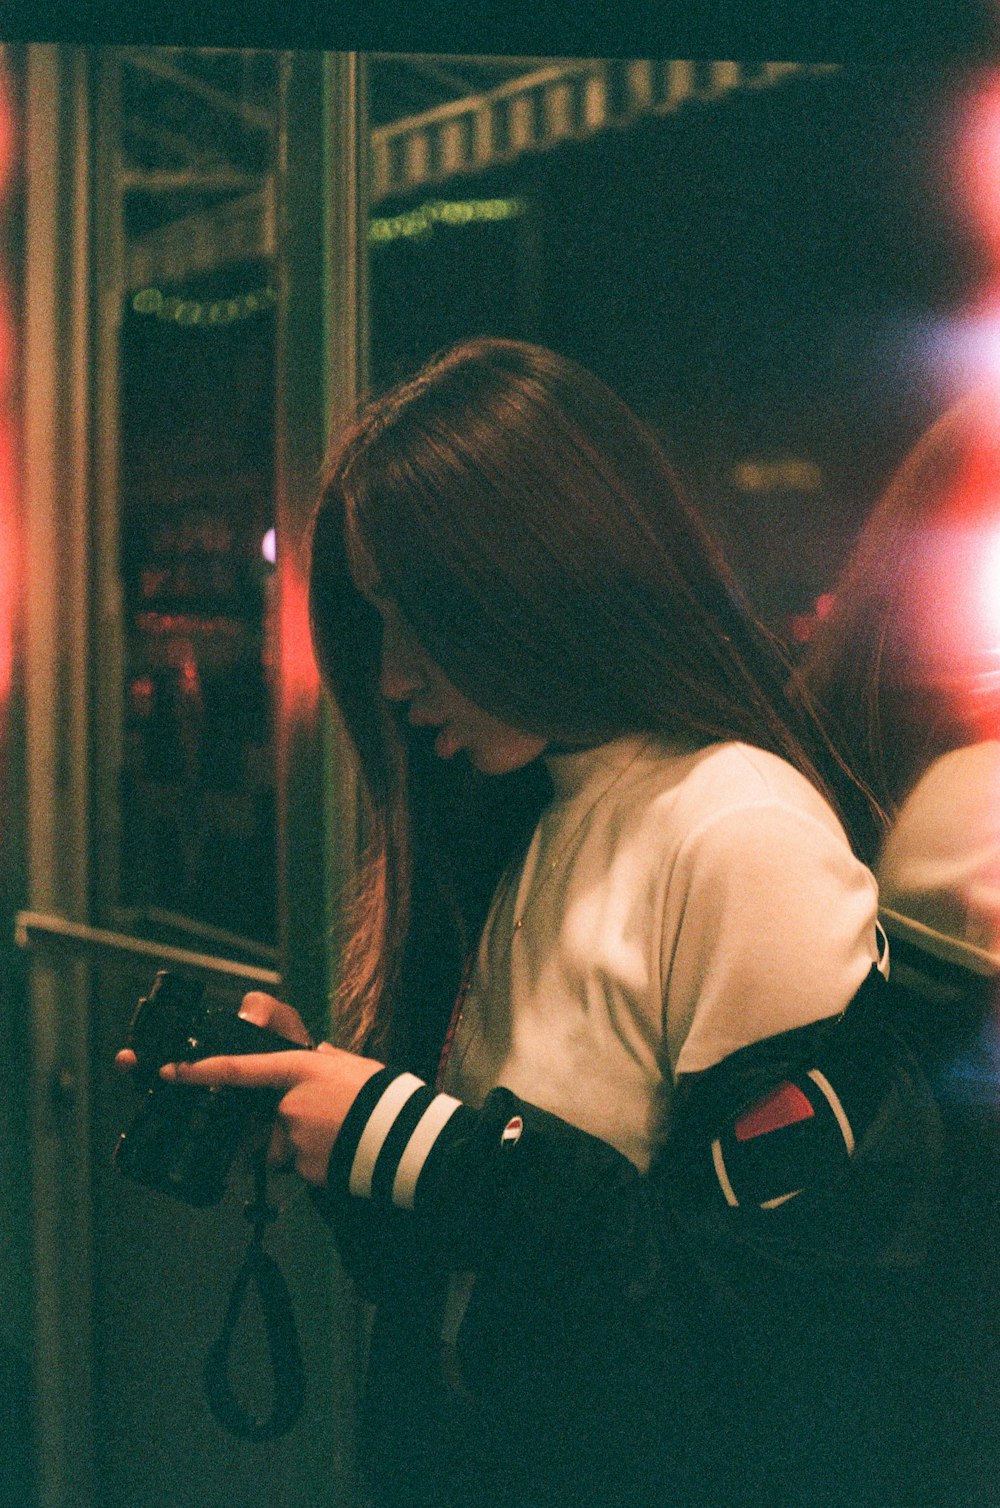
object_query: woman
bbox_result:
[159,341,934,1506]
[800,390,1000,949]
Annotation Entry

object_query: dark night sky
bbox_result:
[368,62,983,620]
[5,0,999,63]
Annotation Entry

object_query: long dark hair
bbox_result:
[310,338,879,1055]
[800,390,1000,859]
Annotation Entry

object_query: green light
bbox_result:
[368,197,528,246]
[132,287,164,314]
[131,284,277,326]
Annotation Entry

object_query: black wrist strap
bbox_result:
[203,1150,306,1441]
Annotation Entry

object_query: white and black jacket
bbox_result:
[315,965,944,1508]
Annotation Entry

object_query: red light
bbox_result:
[129,676,155,717]
[980,526,1000,649]
[956,72,1000,251]
[0,66,15,200]
[0,430,17,713]
[901,411,1000,736]
[278,549,320,707]
[0,55,16,723]
[179,655,200,695]
[787,611,815,644]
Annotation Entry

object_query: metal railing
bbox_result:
[14,909,282,989]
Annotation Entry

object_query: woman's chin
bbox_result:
[467,741,547,777]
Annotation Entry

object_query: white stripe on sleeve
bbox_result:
[711,1137,740,1207]
[391,1093,464,1210]
[807,1068,856,1155]
[348,1072,425,1198]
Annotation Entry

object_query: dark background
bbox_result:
[369,63,983,625]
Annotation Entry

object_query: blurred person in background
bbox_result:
[800,392,1000,953]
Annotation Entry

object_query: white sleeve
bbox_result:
[877,744,1000,953]
[663,801,881,1077]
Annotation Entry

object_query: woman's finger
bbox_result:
[238,991,313,1046]
[160,1050,316,1090]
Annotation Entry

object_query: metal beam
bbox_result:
[123,49,273,132]
[121,167,263,192]
[124,112,232,173]
[125,181,275,290]
[15,911,282,988]
[118,53,839,290]
[370,56,840,204]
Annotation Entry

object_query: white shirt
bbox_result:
[877,740,1000,955]
[441,736,882,1172]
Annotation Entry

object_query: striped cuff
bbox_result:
[329,1066,471,1212]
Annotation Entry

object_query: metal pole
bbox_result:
[272,49,367,1506]
[22,42,97,1508]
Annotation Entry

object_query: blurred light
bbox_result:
[788,613,814,645]
[731,458,822,493]
[0,431,17,712]
[178,652,202,700]
[131,284,276,326]
[787,593,836,645]
[926,301,1000,394]
[129,676,155,717]
[956,72,1000,252]
[0,56,16,717]
[135,611,242,640]
[278,553,320,708]
[368,197,528,246]
[133,287,163,314]
[980,524,1000,648]
[262,527,276,565]
[0,65,14,199]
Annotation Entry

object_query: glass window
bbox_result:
[114,49,280,946]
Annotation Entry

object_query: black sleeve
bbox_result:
[316,967,945,1507]
[319,966,941,1299]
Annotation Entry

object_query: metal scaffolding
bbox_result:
[117,50,839,292]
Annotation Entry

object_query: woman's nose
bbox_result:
[380,659,423,701]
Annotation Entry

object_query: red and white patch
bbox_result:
[734,1081,815,1142]
[500,1115,524,1146]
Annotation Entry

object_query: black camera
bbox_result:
[114,970,303,1206]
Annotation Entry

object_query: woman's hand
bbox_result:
[114,989,313,1076]
[235,990,314,1045]
[159,1037,385,1185]
[116,989,379,1185]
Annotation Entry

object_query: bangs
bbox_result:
[342,491,382,598]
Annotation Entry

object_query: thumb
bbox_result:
[239,992,313,1047]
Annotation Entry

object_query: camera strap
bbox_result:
[203,1150,306,1440]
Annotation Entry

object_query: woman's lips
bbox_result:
[405,705,462,758]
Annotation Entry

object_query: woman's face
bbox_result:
[367,586,548,776]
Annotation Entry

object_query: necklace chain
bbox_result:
[512,739,649,934]
[440,739,652,1092]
